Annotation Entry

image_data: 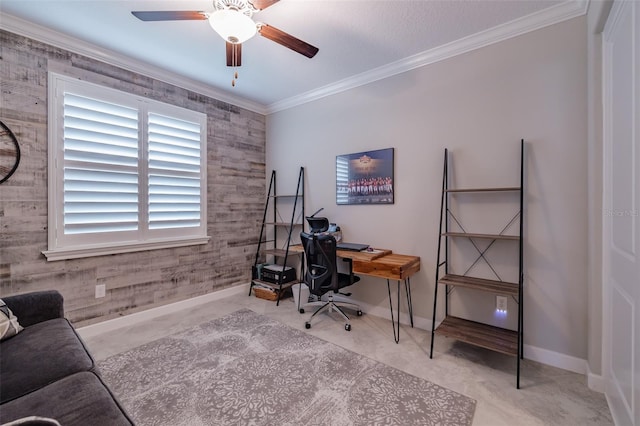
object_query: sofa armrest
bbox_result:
[3,291,64,327]
[2,416,61,426]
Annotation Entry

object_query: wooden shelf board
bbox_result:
[439,274,518,296]
[443,232,519,241]
[446,187,520,193]
[435,316,518,356]
[251,279,298,290]
[262,248,303,257]
[287,244,304,254]
[264,222,303,227]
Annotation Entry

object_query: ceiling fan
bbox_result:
[132,0,319,85]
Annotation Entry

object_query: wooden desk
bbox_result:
[290,244,420,343]
[352,253,420,280]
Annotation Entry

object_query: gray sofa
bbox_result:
[0,290,134,425]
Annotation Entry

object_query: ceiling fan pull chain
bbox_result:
[230,43,240,87]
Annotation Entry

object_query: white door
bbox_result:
[603,1,639,425]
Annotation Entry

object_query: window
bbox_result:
[44,73,208,261]
[335,155,349,205]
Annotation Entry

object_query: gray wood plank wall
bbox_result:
[0,30,266,327]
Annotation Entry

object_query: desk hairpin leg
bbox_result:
[405,277,414,328]
[387,279,401,344]
[387,278,415,344]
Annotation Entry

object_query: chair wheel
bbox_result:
[299,308,305,314]
[357,310,363,316]
[345,324,351,331]
[305,323,311,329]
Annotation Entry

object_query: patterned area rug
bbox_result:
[98,309,476,425]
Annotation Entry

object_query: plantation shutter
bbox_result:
[46,73,208,260]
[63,93,139,235]
[336,156,349,204]
[147,112,202,230]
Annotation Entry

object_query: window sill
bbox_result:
[42,236,211,261]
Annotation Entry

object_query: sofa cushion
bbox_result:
[0,298,23,341]
[0,318,95,403]
[2,291,64,328]
[0,371,134,426]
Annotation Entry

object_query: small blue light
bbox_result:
[495,308,508,317]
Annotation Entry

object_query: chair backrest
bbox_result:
[300,231,338,296]
[305,216,329,233]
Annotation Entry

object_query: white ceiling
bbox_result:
[0,0,587,114]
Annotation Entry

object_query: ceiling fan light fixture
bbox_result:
[209,9,256,44]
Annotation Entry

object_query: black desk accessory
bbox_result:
[336,242,370,252]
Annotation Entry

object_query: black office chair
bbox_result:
[299,231,362,331]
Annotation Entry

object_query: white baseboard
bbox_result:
[356,299,434,331]
[587,367,605,393]
[523,344,589,376]
[77,285,602,393]
[358,300,602,391]
[77,284,248,339]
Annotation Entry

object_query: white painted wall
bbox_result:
[267,17,588,360]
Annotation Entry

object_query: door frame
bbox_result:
[602,1,638,425]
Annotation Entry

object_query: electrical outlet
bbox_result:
[95,284,106,299]
[496,295,508,312]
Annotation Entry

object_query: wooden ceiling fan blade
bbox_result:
[226,42,242,67]
[249,0,280,10]
[258,24,319,58]
[131,11,208,21]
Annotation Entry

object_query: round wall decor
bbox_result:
[0,120,21,184]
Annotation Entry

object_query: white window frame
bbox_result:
[44,73,209,261]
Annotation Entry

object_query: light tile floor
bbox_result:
[84,290,613,426]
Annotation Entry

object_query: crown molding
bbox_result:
[266,0,589,114]
[0,12,268,115]
[1,1,589,116]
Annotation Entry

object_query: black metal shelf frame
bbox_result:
[250,167,305,305]
[429,140,525,388]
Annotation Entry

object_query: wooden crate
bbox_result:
[253,286,291,301]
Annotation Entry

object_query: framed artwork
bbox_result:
[336,148,394,205]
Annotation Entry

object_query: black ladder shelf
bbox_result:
[429,140,525,388]
[249,167,305,305]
